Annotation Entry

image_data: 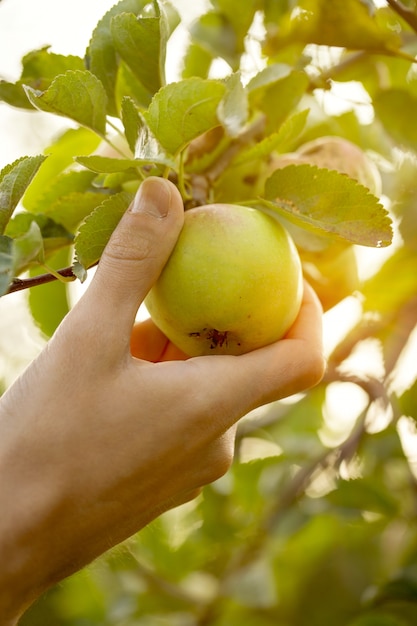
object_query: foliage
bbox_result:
[1,0,417,623]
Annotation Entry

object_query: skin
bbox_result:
[0,177,325,625]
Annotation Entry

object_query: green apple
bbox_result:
[145,204,303,356]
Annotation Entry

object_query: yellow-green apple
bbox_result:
[145,203,303,356]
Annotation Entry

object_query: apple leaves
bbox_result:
[262,165,393,248]
[0,155,47,235]
[145,77,226,155]
[24,70,108,137]
[74,191,134,277]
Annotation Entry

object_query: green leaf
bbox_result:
[217,72,248,138]
[326,478,398,516]
[11,220,44,273]
[0,236,13,296]
[181,42,212,79]
[0,155,47,235]
[111,4,167,95]
[5,213,73,255]
[24,70,108,136]
[23,128,101,212]
[262,164,393,247]
[362,246,417,314]
[85,0,149,116]
[233,109,309,165]
[398,379,417,420]
[189,11,239,70]
[374,89,417,153]
[45,192,108,233]
[76,155,140,173]
[0,48,85,110]
[145,77,226,155]
[74,191,133,271]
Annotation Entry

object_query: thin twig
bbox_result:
[386,0,417,34]
[5,266,77,295]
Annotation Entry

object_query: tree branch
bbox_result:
[5,266,77,295]
[386,0,417,34]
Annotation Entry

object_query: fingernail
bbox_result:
[131,177,171,218]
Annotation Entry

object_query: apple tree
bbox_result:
[1,0,417,624]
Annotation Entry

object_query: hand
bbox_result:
[0,178,325,623]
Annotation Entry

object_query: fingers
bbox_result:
[130,318,189,362]
[244,281,325,406]
[73,178,184,350]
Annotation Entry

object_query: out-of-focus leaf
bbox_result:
[374,89,417,153]
[23,128,101,212]
[11,221,43,274]
[0,155,47,234]
[0,236,13,296]
[266,0,402,53]
[189,11,239,70]
[326,478,398,516]
[5,213,73,254]
[24,70,108,136]
[29,248,71,338]
[398,380,417,421]
[262,164,393,247]
[181,42,212,79]
[362,247,417,314]
[217,72,248,138]
[233,108,309,165]
[74,191,133,272]
[145,77,226,155]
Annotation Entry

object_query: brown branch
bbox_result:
[5,266,77,295]
[386,0,417,34]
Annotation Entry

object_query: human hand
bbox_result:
[0,178,325,623]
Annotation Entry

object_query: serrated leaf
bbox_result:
[398,380,417,421]
[0,155,47,235]
[24,70,108,136]
[76,155,140,173]
[0,48,85,110]
[262,164,393,247]
[111,5,166,95]
[217,72,248,138]
[0,236,13,296]
[145,77,226,155]
[75,191,134,270]
[86,0,149,116]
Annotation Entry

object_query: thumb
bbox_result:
[82,177,184,339]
